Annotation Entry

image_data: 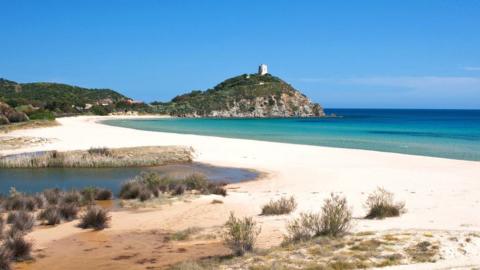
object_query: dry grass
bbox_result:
[261,196,297,216]
[172,230,448,270]
[169,227,203,241]
[365,187,406,219]
[0,120,58,134]
[223,212,261,256]
[0,146,193,168]
[285,193,352,243]
[78,206,110,230]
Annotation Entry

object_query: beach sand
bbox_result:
[2,115,480,269]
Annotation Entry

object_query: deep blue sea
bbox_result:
[104,109,480,161]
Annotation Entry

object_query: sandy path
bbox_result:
[2,115,480,268]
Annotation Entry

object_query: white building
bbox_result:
[258,64,268,75]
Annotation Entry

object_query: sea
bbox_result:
[104,109,480,161]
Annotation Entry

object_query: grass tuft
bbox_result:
[2,233,32,261]
[285,193,352,243]
[365,187,405,219]
[95,189,113,200]
[78,206,110,230]
[37,206,61,225]
[7,211,34,233]
[58,203,79,221]
[223,212,261,256]
[261,196,297,216]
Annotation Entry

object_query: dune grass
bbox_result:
[365,187,406,219]
[261,196,297,216]
[223,212,261,256]
[285,193,352,243]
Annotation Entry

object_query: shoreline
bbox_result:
[2,115,480,268]
[100,115,480,163]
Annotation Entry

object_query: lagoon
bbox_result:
[0,163,257,194]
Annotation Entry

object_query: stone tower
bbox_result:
[258,64,268,76]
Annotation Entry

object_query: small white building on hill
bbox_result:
[258,64,268,75]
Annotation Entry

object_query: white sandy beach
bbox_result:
[2,115,480,269]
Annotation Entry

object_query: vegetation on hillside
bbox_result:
[0,78,151,120]
[151,74,323,117]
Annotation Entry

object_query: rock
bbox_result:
[0,101,29,124]
[0,114,9,125]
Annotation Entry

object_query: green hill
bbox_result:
[153,73,324,117]
[0,78,127,112]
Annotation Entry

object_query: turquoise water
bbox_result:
[104,109,480,161]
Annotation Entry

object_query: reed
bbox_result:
[0,146,193,168]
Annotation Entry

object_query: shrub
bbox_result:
[286,212,322,242]
[138,187,152,202]
[119,181,142,199]
[81,187,98,205]
[320,193,352,237]
[87,147,112,156]
[0,248,11,270]
[2,194,37,212]
[2,233,32,261]
[7,211,34,233]
[183,174,209,191]
[207,183,227,197]
[62,191,82,205]
[59,203,79,221]
[37,206,61,225]
[285,193,352,242]
[33,194,45,209]
[172,184,186,196]
[223,212,261,256]
[119,172,227,201]
[43,188,61,205]
[365,187,405,219]
[27,109,55,121]
[95,189,113,200]
[261,196,297,216]
[78,207,110,230]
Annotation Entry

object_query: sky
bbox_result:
[1,0,479,109]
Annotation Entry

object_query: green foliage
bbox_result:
[0,77,152,116]
[90,105,110,115]
[0,79,126,110]
[27,109,55,120]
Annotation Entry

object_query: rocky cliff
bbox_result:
[154,73,324,117]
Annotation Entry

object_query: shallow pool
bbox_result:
[0,163,258,194]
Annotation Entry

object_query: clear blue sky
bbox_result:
[1,0,479,109]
